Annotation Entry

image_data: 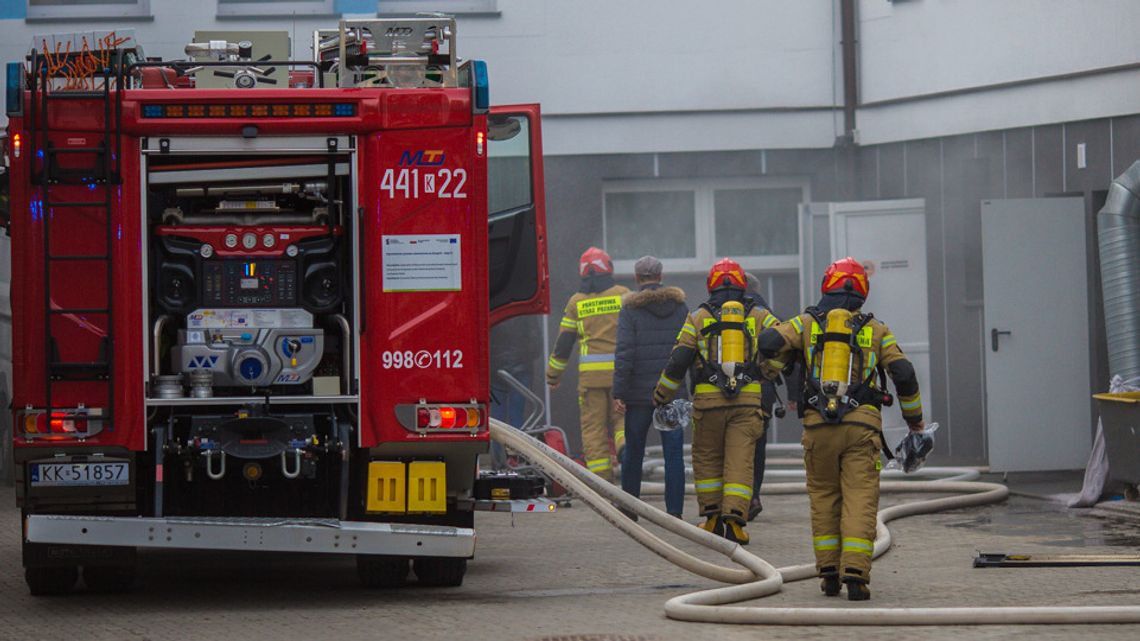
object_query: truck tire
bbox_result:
[356,555,409,589]
[83,564,137,593]
[413,557,467,587]
[25,566,79,596]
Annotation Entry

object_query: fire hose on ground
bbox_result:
[489,418,1140,626]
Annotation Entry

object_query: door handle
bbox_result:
[991,328,1012,352]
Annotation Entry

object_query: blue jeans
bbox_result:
[621,404,685,516]
[752,420,769,495]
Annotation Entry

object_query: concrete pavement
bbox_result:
[0,485,1137,641]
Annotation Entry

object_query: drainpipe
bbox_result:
[840,0,858,142]
[838,0,859,198]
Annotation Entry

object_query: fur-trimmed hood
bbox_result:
[623,286,686,317]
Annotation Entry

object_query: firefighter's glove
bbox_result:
[759,358,786,381]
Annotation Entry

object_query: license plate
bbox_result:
[30,462,129,487]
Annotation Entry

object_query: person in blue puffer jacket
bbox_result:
[612,256,688,518]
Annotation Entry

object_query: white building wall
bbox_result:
[0,1,1138,150]
[0,0,845,154]
[856,0,1140,144]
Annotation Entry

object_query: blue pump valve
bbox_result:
[238,357,263,382]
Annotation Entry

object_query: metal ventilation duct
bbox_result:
[1098,161,1140,380]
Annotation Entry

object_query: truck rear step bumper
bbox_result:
[25,515,476,557]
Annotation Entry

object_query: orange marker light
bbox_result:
[12,132,21,158]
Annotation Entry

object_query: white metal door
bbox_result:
[982,198,1090,472]
[799,199,930,444]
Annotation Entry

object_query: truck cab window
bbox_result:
[487,114,532,216]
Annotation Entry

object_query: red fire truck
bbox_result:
[2,18,549,594]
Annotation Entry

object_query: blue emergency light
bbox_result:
[6,62,23,116]
[471,60,489,112]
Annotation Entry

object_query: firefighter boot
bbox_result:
[819,567,841,597]
[722,512,750,545]
[699,513,724,537]
[844,577,871,601]
[747,496,763,521]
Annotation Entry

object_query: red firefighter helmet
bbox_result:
[706,258,747,292]
[578,246,614,277]
[821,257,870,298]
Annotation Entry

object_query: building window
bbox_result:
[378,1,498,16]
[27,0,151,20]
[713,187,802,257]
[605,190,697,262]
[217,0,334,17]
[603,178,807,275]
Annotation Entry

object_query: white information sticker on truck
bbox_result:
[382,234,462,292]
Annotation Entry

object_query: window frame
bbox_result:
[216,0,335,17]
[27,0,151,21]
[602,176,809,276]
[377,0,499,16]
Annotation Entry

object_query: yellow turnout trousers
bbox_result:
[691,406,765,520]
[802,423,882,582]
[579,387,623,482]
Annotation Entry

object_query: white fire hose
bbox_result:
[489,418,1140,625]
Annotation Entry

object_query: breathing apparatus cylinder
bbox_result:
[717,301,746,391]
[719,301,746,362]
[819,308,854,418]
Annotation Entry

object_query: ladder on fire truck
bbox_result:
[26,43,123,430]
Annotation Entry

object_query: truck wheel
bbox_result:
[83,564,137,593]
[413,557,467,587]
[25,566,79,596]
[356,555,409,589]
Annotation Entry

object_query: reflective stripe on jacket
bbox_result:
[545,284,630,389]
[654,301,775,411]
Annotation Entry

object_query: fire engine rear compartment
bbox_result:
[143,138,357,520]
[20,132,484,592]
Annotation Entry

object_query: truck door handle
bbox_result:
[991,328,1012,352]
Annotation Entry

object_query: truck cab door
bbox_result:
[487,104,549,325]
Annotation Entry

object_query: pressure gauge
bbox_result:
[285,244,299,258]
[224,233,239,249]
[262,233,276,248]
[199,243,214,258]
[242,233,258,250]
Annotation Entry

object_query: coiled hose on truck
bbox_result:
[489,418,1140,625]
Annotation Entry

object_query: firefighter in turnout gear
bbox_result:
[757,257,924,601]
[546,247,630,482]
[653,258,777,544]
